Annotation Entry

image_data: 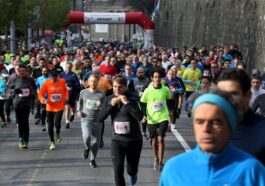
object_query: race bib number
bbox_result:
[85,100,98,110]
[114,121,130,134]
[19,89,30,97]
[51,94,62,102]
[152,102,164,112]
[190,79,197,88]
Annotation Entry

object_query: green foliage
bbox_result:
[0,0,71,33]
[42,0,71,31]
[0,0,22,32]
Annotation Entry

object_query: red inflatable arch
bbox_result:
[66,11,154,48]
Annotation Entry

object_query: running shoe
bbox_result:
[1,122,7,128]
[34,113,39,119]
[154,159,159,171]
[49,142,56,150]
[18,138,23,149]
[159,163,164,172]
[35,119,41,125]
[128,174,137,185]
[42,126,47,132]
[82,149,89,159]
[70,114,75,122]
[22,142,28,150]
[65,122,70,129]
[56,134,62,143]
[99,140,104,148]
[90,160,97,168]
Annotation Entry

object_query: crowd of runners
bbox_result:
[1,40,265,185]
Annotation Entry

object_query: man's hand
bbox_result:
[141,116,147,123]
[96,100,101,107]
[111,97,121,106]
[77,111,81,118]
[118,95,129,105]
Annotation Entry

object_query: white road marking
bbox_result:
[171,124,191,152]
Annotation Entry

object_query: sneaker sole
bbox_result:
[56,139,62,143]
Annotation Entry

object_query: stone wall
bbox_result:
[155,0,265,71]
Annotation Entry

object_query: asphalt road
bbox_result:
[0,111,196,186]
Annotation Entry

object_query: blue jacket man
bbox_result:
[160,92,265,186]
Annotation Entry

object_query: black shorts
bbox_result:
[65,95,77,107]
[148,121,168,138]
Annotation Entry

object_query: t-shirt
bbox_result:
[182,68,202,92]
[140,85,171,124]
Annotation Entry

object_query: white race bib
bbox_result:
[19,88,30,97]
[152,102,164,112]
[85,100,98,110]
[190,80,197,88]
[51,94,62,102]
[114,121,130,134]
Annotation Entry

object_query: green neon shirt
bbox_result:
[140,85,171,124]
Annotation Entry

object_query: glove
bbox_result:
[14,89,22,94]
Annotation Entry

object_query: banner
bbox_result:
[84,13,126,24]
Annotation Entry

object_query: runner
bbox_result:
[77,75,105,168]
[60,62,80,128]
[36,67,51,131]
[132,67,150,139]
[85,66,113,148]
[162,69,184,128]
[97,75,143,186]
[0,72,7,128]
[140,68,171,172]
[10,64,36,149]
[38,69,69,150]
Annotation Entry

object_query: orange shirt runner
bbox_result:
[38,78,69,112]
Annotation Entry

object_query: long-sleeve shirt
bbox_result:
[10,76,36,108]
[36,75,51,91]
[252,94,265,116]
[60,71,80,96]
[160,145,265,186]
[0,77,6,99]
[230,109,265,165]
[38,78,68,112]
[96,91,143,142]
[78,89,105,121]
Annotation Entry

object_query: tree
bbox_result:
[42,0,71,31]
[0,0,22,33]
[0,0,71,34]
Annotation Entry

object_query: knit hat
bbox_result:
[192,93,237,132]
